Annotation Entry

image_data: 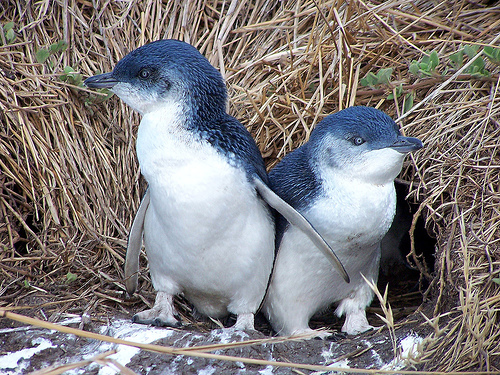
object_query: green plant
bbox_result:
[60,66,84,87]
[360,67,393,87]
[463,44,490,77]
[483,46,500,65]
[403,92,414,114]
[2,22,16,44]
[84,87,113,107]
[410,44,497,79]
[387,83,403,100]
[449,49,464,70]
[35,40,68,64]
[409,50,439,77]
[66,272,78,283]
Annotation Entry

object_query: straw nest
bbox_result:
[1,0,499,372]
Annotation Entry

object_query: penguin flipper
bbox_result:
[253,177,350,283]
[125,188,150,295]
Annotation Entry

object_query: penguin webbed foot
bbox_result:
[341,309,374,335]
[131,291,182,328]
[230,312,255,331]
[132,313,182,328]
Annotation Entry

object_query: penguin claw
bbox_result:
[153,317,182,328]
[131,312,182,328]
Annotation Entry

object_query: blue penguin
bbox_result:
[262,106,423,336]
[84,40,348,330]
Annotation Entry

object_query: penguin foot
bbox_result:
[231,312,255,331]
[131,313,182,328]
[132,291,182,328]
[341,309,374,335]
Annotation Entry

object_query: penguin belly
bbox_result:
[136,111,274,318]
[143,168,274,317]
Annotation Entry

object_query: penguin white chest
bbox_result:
[136,107,255,240]
[310,178,396,250]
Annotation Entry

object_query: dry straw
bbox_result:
[1,0,499,372]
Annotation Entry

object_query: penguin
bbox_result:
[262,106,423,336]
[84,39,348,330]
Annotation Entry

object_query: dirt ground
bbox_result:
[0,269,429,375]
[0,309,427,375]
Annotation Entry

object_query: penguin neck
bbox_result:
[138,96,225,135]
[310,150,397,226]
[136,101,206,182]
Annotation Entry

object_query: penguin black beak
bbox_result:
[84,72,119,89]
[390,136,424,153]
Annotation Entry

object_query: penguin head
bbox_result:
[309,106,423,185]
[84,39,227,118]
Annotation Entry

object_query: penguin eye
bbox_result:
[351,136,365,146]
[138,68,151,79]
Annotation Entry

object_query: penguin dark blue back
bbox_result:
[269,144,322,248]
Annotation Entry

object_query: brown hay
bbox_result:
[1,0,499,371]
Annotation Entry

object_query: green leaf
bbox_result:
[449,50,464,69]
[493,278,500,286]
[5,28,15,43]
[466,56,489,77]
[35,48,50,63]
[484,46,500,64]
[429,51,439,70]
[376,68,393,84]
[387,84,403,100]
[48,40,68,53]
[3,22,14,31]
[57,40,68,52]
[368,73,379,85]
[71,73,83,85]
[483,46,494,58]
[360,72,378,87]
[403,93,414,113]
[60,66,83,85]
[468,62,490,78]
[464,44,479,59]
[66,272,77,283]
[409,61,420,76]
[49,42,60,52]
[100,88,113,101]
[474,57,485,70]
[421,54,429,63]
[419,62,429,72]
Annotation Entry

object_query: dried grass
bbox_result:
[1,0,499,372]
